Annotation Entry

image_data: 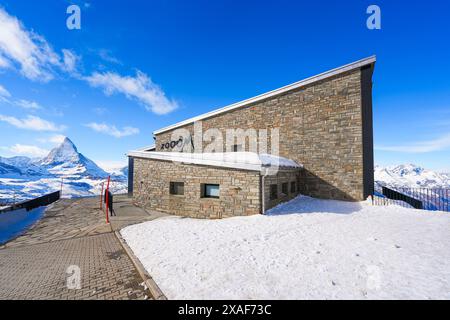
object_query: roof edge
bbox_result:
[128,150,262,172]
[127,151,302,172]
[153,55,376,135]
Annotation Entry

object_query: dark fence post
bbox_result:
[104,190,114,216]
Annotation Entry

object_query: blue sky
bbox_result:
[0,0,449,172]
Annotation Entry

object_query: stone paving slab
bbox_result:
[0,233,150,300]
[110,194,168,231]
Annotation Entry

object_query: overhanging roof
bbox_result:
[153,56,376,135]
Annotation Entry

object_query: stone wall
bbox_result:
[132,157,261,218]
[264,169,301,211]
[154,69,370,201]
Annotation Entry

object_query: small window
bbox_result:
[282,183,288,195]
[291,181,296,193]
[270,184,278,200]
[170,182,184,195]
[232,144,242,152]
[202,184,220,198]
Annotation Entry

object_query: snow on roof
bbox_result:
[153,56,376,135]
[135,144,156,152]
[127,151,302,172]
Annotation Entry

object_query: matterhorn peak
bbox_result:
[35,137,108,178]
[39,136,79,166]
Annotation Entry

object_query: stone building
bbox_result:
[128,56,376,218]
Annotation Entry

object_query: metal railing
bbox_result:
[373,186,449,212]
[0,191,61,214]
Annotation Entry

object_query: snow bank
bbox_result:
[121,196,450,300]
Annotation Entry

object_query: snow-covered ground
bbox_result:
[121,196,450,300]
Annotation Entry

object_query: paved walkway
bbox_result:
[1,197,110,249]
[0,195,161,300]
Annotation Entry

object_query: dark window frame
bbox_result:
[232,144,243,152]
[270,184,278,200]
[170,182,185,195]
[281,182,288,196]
[201,183,220,199]
[290,181,296,193]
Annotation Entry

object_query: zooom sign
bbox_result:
[160,137,193,151]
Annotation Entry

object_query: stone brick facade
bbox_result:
[132,157,261,218]
[263,169,301,211]
[154,68,374,201]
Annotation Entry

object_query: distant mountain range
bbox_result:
[375,164,450,191]
[374,164,450,211]
[0,137,127,203]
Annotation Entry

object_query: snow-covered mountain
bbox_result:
[0,137,127,203]
[38,137,109,178]
[0,156,47,176]
[375,164,450,190]
[374,164,450,211]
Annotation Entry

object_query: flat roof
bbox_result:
[153,56,376,135]
[127,151,302,172]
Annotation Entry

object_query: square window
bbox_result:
[170,182,184,195]
[270,184,278,200]
[233,144,243,152]
[282,183,288,195]
[291,181,296,193]
[202,184,220,198]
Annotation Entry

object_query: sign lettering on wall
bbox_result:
[161,136,194,151]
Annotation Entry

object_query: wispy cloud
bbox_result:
[376,133,450,153]
[3,144,49,157]
[0,7,79,81]
[15,99,42,110]
[37,134,66,145]
[85,122,139,138]
[61,49,81,75]
[98,49,121,65]
[93,107,107,115]
[84,71,178,115]
[0,114,66,131]
[0,84,11,98]
[0,86,45,110]
[96,159,127,174]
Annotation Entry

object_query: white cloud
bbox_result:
[0,8,78,81]
[98,49,121,65]
[61,49,80,74]
[96,160,127,174]
[37,134,66,145]
[85,122,139,138]
[0,114,66,131]
[0,84,11,97]
[6,144,49,157]
[0,53,10,68]
[15,99,41,110]
[84,70,178,115]
[376,133,450,153]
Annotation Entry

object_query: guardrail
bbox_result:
[382,186,423,209]
[0,191,61,214]
[373,186,449,212]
